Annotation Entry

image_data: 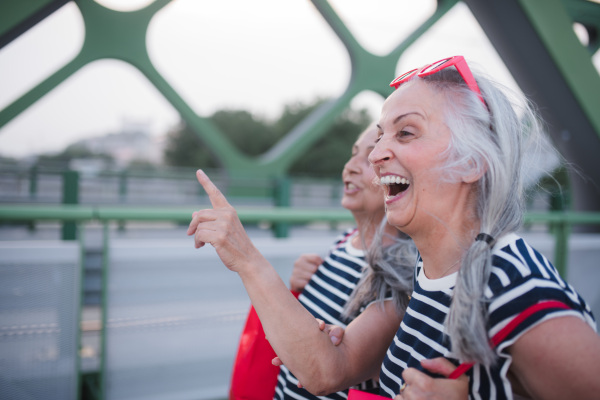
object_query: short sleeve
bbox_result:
[485,236,596,353]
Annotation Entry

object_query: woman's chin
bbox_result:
[386,212,411,232]
[341,198,362,212]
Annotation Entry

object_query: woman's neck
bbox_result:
[412,192,480,279]
[351,211,388,250]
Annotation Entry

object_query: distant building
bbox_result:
[72,119,164,168]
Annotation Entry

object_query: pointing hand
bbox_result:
[187,170,264,273]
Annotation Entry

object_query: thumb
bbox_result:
[196,169,230,209]
[326,325,345,346]
[421,357,461,378]
[271,356,283,367]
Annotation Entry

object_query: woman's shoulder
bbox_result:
[485,234,597,345]
[487,233,593,314]
[484,232,578,307]
[488,233,558,286]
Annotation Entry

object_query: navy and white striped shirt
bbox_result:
[275,228,379,400]
[380,233,596,400]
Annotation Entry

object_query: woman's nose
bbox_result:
[368,139,392,165]
[343,157,360,174]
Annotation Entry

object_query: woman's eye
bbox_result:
[397,130,413,138]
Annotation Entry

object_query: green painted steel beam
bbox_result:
[75,0,256,173]
[0,50,85,129]
[518,0,600,139]
[10,0,596,191]
[96,205,355,223]
[4,204,600,276]
[525,211,600,225]
[0,0,54,38]
[0,204,355,223]
[61,169,79,240]
[465,0,600,214]
[0,0,459,180]
[562,0,600,53]
[0,204,95,220]
[0,0,69,48]
[260,0,458,173]
[0,0,253,174]
[3,204,600,225]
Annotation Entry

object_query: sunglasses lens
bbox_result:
[398,55,487,108]
[419,57,452,75]
[390,69,418,88]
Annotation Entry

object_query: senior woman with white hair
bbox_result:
[370,55,599,399]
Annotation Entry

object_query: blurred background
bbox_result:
[0,0,599,399]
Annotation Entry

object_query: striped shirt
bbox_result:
[380,233,596,400]
[274,228,379,400]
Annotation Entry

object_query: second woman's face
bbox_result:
[368,80,458,235]
[341,126,384,217]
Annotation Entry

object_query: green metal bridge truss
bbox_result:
[1,0,599,208]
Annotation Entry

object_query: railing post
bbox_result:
[273,177,291,238]
[29,164,38,200]
[548,168,570,278]
[119,170,128,203]
[76,223,85,400]
[98,221,110,400]
[553,215,570,278]
[62,170,79,240]
[330,179,341,231]
[28,165,38,231]
[118,170,127,231]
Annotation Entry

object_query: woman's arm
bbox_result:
[508,315,600,400]
[247,265,400,394]
[188,170,400,394]
[274,301,401,393]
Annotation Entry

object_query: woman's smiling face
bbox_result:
[341,125,384,219]
[369,80,456,235]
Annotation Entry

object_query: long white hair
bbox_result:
[418,65,561,366]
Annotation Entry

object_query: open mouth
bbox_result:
[344,182,359,193]
[345,182,356,190]
[380,175,410,196]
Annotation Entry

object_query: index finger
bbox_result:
[196,169,231,209]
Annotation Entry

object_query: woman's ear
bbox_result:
[461,159,486,183]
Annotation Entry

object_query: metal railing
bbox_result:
[2,204,600,400]
[2,203,600,276]
[0,166,346,238]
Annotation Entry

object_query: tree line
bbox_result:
[8,98,371,178]
[164,98,371,177]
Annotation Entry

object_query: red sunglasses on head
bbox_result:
[389,55,487,109]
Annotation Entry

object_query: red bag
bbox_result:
[229,292,301,400]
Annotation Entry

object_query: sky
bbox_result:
[0,0,595,159]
